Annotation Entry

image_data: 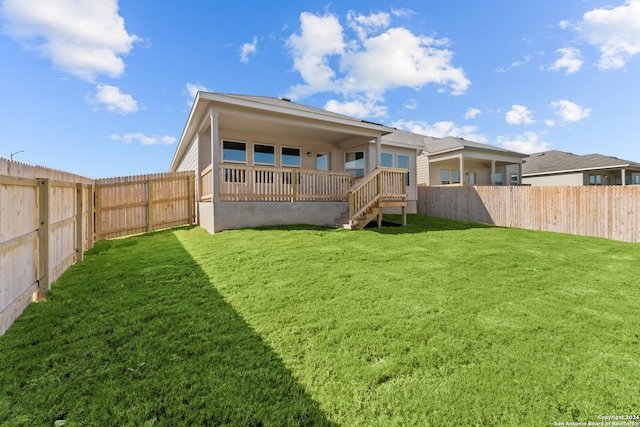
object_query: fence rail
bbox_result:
[418,184,640,243]
[1,158,196,335]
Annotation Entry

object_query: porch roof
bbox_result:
[424,136,527,158]
[170,93,400,171]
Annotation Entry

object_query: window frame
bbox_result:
[253,143,275,166]
[281,146,301,168]
[345,151,365,177]
[397,154,410,186]
[222,140,247,164]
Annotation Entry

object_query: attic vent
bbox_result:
[279,97,292,102]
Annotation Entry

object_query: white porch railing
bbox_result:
[202,163,353,202]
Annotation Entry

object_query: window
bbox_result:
[254,144,275,166]
[281,147,301,167]
[468,172,476,185]
[441,169,450,185]
[397,154,410,186]
[381,152,394,168]
[510,173,519,185]
[451,170,460,184]
[316,153,330,170]
[495,172,504,186]
[222,141,246,163]
[633,174,640,185]
[345,152,365,177]
[589,175,602,185]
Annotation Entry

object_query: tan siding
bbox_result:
[522,172,583,186]
[417,154,429,185]
[176,137,198,172]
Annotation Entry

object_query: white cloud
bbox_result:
[324,97,387,118]
[185,83,210,106]
[111,133,176,145]
[559,20,571,29]
[392,119,487,142]
[549,100,591,122]
[1,0,139,81]
[505,105,535,125]
[498,132,551,154]
[340,27,469,95]
[465,108,482,120]
[286,12,345,98]
[391,8,416,18]
[549,47,583,74]
[92,84,138,114]
[286,10,470,111]
[347,11,391,40]
[404,98,418,110]
[185,82,210,102]
[240,36,258,63]
[578,0,640,69]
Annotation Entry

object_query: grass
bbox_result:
[1,215,639,426]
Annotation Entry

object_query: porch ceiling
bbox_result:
[218,110,377,147]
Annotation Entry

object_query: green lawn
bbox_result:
[1,215,639,426]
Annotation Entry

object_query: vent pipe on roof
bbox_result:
[279,97,292,102]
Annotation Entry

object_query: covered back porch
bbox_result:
[179,93,412,233]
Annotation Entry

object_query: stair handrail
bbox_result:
[348,167,383,221]
[348,167,408,222]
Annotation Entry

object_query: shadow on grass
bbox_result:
[0,229,334,426]
[365,214,495,235]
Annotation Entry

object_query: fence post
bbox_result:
[188,172,195,224]
[37,178,50,299]
[94,185,102,242]
[146,180,154,232]
[87,184,94,249]
[75,183,84,262]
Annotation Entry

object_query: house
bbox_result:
[169,92,425,233]
[522,150,640,186]
[417,136,526,186]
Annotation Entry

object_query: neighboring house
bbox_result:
[417,136,527,186]
[522,150,640,186]
[169,92,425,233]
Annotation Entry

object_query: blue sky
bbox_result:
[1,0,639,178]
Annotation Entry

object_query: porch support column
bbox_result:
[491,160,496,185]
[459,154,465,186]
[210,109,220,203]
[375,136,382,168]
[621,168,626,186]
[517,162,522,185]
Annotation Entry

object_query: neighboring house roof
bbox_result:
[381,129,428,151]
[423,136,526,157]
[522,150,640,176]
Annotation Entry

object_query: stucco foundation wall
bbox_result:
[209,201,348,233]
[197,202,215,234]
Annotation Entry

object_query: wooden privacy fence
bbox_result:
[95,171,195,240]
[419,184,640,243]
[1,159,196,335]
[0,159,94,335]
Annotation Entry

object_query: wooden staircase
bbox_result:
[336,167,408,230]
